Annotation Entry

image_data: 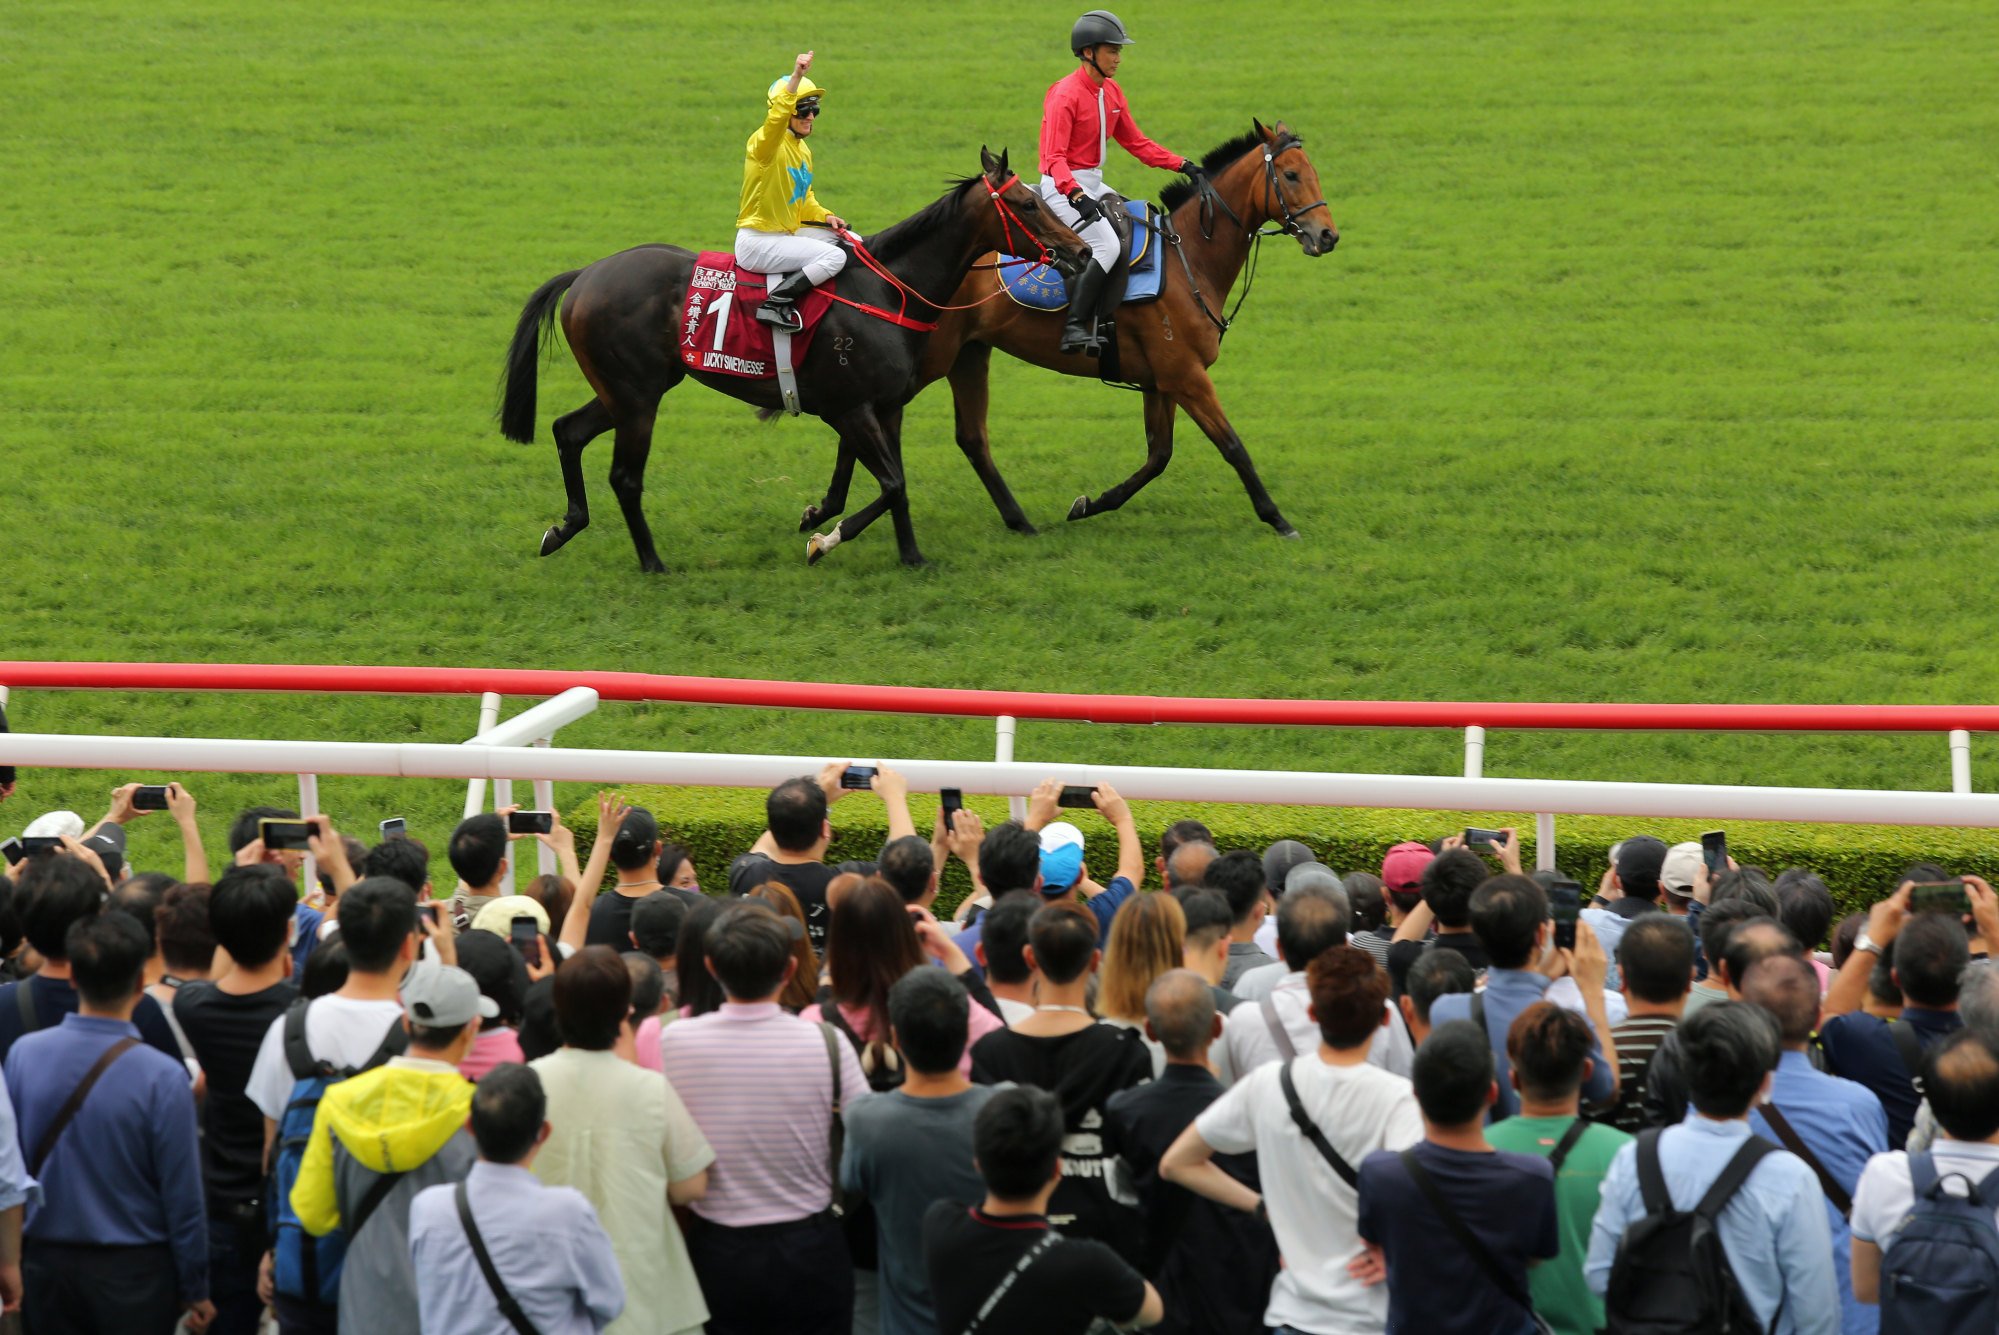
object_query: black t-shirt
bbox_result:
[174,978,301,1210]
[922,1202,1148,1335]
[585,890,646,949]
[1386,932,1491,996]
[730,856,837,954]
[969,1024,1153,1263]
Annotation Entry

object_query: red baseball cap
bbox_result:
[1381,841,1434,891]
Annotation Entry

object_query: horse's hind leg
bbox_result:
[948,343,1036,535]
[1068,388,1176,522]
[606,397,670,573]
[800,439,857,533]
[540,398,614,557]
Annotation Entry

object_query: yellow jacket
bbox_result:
[737,86,831,233]
[290,1058,474,1236]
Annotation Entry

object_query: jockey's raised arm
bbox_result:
[735,49,849,331]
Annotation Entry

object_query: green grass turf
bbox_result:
[5,0,1998,874]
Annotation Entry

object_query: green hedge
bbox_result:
[565,787,1999,925]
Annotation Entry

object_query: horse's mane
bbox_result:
[1158,127,1274,213]
[861,175,985,263]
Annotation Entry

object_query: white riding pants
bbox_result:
[1039,171,1121,274]
[734,227,847,286]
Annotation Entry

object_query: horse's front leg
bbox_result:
[1168,370,1297,537]
[800,436,858,532]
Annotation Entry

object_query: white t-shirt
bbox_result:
[1220,971,1413,1084]
[1197,1056,1423,1333]
[995,996,1034,1027]
[245,994,408,1122]
[1851,1140,1999,1250]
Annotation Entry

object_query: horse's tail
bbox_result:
[498,268,583,444]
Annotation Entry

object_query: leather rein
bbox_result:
[826,173,1055,332]
[1163,134,1324,340]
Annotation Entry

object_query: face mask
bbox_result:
[684,881,701,896]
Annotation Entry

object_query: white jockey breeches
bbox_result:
[1039,170,1121,274]
[734,227,847,286]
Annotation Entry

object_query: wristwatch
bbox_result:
[1854,931,1884,956]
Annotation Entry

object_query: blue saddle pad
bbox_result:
[999,199,1164,311]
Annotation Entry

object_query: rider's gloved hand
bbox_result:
[1067,189,1102,223]
[1180,160,1208,187]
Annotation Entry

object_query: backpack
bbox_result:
[1604,1128,1775,1335]
[269,1000,409,1307]
[1878,1152,1999,1335]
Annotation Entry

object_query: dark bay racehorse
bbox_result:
[799,121,1337,546]
[498,149,1088,572]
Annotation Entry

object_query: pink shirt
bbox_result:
[1038,68,1183,195]
[835,981,1004,1078]
[635,1012,667,1073]
[659,1001,870,1227]
[458,1025,524,1082]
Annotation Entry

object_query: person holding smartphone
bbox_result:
[729,763,919,956]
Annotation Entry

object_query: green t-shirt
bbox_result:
[1486,1114,1632,1335]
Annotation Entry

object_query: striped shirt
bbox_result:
[1607,1015,1680,1133]
[659,1001,869,1227]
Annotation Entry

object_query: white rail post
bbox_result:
[997,716,1026,822]
[1950,730,1973,795]
[1536,811,1556,871]
[494,777,516,893]
[297,772,321,897]
[533,738,557,877]
[1464,726,1486,780]
[464,693,502,819]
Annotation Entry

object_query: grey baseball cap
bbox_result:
[401,960,499,1028]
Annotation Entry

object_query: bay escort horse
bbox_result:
[498,148,1087,572]
[799,121,1337,549]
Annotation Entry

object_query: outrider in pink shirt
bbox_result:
[1038,67,1185,195]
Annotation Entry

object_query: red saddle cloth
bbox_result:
[679,254,837,379]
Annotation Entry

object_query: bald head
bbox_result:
[1740,953,1820,1047]
[1144,968,1218,1059]
[1164,841,1217,892]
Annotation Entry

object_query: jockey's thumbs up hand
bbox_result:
[795,51,814,76]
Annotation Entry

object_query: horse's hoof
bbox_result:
[639,556,667,574]
[807,531,841,565]
[1010,522,1040,537]
[1067,495,1092,522]
[539,526,567,557]
[1276,525,1301,540]
[799,505,824,533]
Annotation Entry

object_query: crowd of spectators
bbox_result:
[2,763,1998,1335]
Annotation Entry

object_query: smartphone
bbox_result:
[380,817,407,840]
[1910,881,1971,916]
[509,916,542,968]
[20,836,62,856]
[1549,879,1582,952]
[840,765,878,791]
[260,818,314,851]
[1701,830,1729,875]
[507,810,554,835]
[1465,827,1507,848]
[1057,785,1097,809]
[133,785,171,811]
[0,838,22,867]
[939,788,963,831]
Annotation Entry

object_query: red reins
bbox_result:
[825,173,1057,331]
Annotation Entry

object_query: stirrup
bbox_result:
[756,299,803,331]
[1060,319,1101,357]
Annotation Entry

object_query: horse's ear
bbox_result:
[1253,117,1269,139]
[980,144,998,176]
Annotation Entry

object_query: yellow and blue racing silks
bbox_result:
[737,85,832,233]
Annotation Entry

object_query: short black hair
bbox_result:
[1709,868,1779,916]
[449,814,508,888]
[656,842,694,886]
[877,835,934,904]
[1205,850,1268,925]
[1468,874,1548,970]
[978,891,1039,986]
[766,780,825,854]
[552,945,632,1050]
[704,901,795,1001]
[1617,915,1695,1005]
[978,823,1042,897]
[455,928,530,1027]
[409,1017,471,1051]
[1681,1001,1780,1118]
[1405,948,1476,1023]
[630,891,687,960]
[1414,1020,1494,1125]
[302,937,349,998]
[228,805,300,853]
[157,881,216,976]
[1176,888,1233,950]
[888,967,970,1075]
[1275,885,1350,968]
[1698,898,1771,979]
[1506,1002,1595,1102]
[336,877,418,973]
[1927,1029,1999,1142]
[209,864,297,970]
[974,1086,1065,1200]
[1420,849,1486,928]
[1158,819,1213,864]
[610,808,662,871]
[67,909,150,1009]
[21,857,106,960]
[1027,901,1099,985]
[623,951,665,1026]
[470,1063,545,1162]
[364,836,432,895]
[1895,912,1971,1009]
[1772,870,1834,951]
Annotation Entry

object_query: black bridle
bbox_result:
[1165,133,1328,339]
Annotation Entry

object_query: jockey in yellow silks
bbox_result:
[736,49,849,331]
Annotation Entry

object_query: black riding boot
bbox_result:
[756,271,815,331]
[1060,263,1109,356]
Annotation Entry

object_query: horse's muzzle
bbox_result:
[1306,227,1339,256]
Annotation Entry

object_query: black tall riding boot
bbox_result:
[1060,263,1109,356]
[756,271,815,331]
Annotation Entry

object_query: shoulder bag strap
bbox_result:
[15,979,37,1035]
[1545,1117,1592,1175]
[1760,1103,1852,1217]
[347,1169,406,1240]
[1887,1020,1927,1088]
[1399,1149,1546,1331]
[1694,1136,1777,1220]
[456,1181,541,1335]
[1633,1128,1670,1215]
[1260,992,1297,1061]
[30,1036,139,1174]
[962,1230,1061,1335]
[283,999,323,1080]
[818,1021,846,1203]
[1278,1058,1358,1189]
[359,1017,409,1073]
[1469,989,1486,1040]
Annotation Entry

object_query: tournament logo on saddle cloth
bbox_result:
[995,199,1165,312]
[680,254,837,378]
